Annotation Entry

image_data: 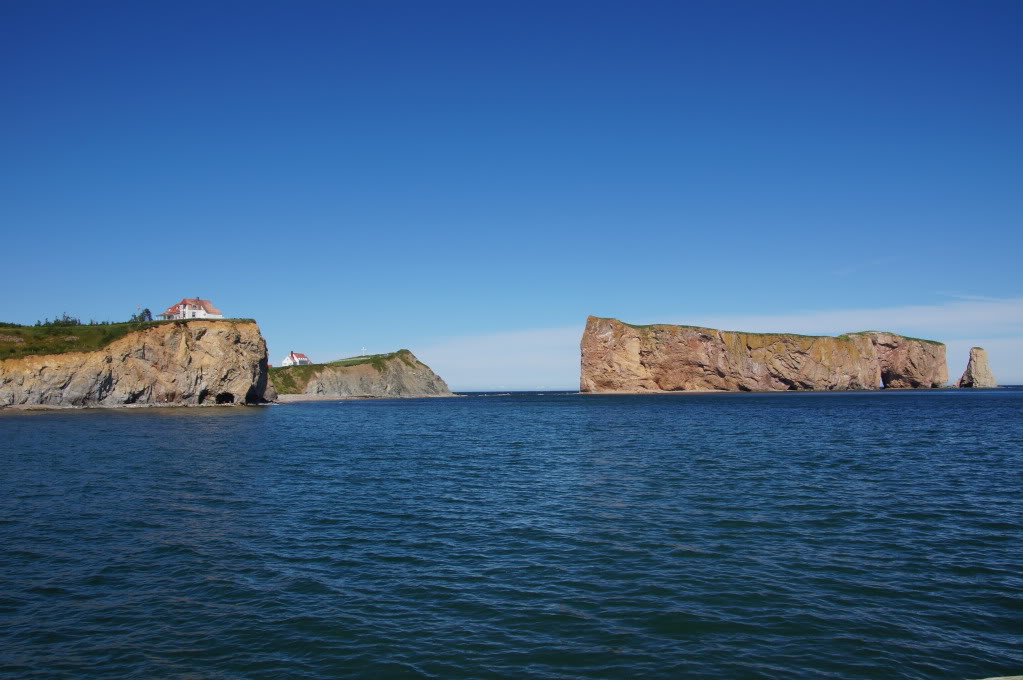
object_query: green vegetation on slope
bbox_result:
[0,319,257,361]
[269,350,420,394]
[598,317,840,339]
[324,350,419,371]
[840,331,945,346]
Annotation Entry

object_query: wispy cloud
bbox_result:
[416,297,1023,390]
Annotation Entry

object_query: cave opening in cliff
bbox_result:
[215,392,235,404]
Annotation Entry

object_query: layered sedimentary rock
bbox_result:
[580,316,947,393]
[0,320,274,407]
[957,347,998,388]
[270,350,452,398]
[866,331,949,389]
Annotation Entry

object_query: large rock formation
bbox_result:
[270,350,452,398]
[580,316,947,393]
[865,331,949,389]
[0,320,274,408]
[957,347,998,388]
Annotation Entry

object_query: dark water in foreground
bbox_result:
[1,390,1021,680]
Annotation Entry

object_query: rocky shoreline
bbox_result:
[0,320,274,409]
[270,350,452,399]
[0,319,460,410]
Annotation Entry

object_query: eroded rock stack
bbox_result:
[956,347,998,388]
[580,316,947,393]
[0,320,275,407]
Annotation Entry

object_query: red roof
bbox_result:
[162,298,223,316]
[290,352,310,360]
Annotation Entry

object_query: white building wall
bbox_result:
[161,306,224,320]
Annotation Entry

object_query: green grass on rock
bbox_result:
[269,350,421,394]
[594,317,943,345]
[0,318,257,361]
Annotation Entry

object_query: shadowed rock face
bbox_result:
[580,316,947,393]
[0,320,274,407]
[272,350,451,398]
[957,347,998,388]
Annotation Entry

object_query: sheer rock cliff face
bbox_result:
[866,331,948,389]
[0,320,274,408]
[271,350,452,398]
[957,347,998,388]
[580,316,947,393]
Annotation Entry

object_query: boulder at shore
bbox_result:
[957,347,998,388]
[580,316,948,393]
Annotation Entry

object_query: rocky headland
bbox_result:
[0,319,275,408]
[580,316,948,393]
[956,347,998,388]
[270,350,452,399]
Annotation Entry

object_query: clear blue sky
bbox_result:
[3,1,1021,388]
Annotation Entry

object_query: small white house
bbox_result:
[159,298,224,320]
[282,351,313,367]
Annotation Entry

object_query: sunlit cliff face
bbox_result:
[0,320,273,408]
[580,316,947,393]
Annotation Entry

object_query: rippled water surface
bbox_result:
[2,390,1021,679]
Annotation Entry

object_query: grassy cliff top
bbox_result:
[840,330,945,346]
[590,316,944,345]
[0,318,257,361]
[323,350,418,368]
[269,349,420,394]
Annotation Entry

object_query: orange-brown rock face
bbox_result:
[867,332,948,389]
[957,347,997,388]
[0,320,274,408]
[580,317,947,393]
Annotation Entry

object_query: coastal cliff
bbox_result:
[957,347,998,388]
[864,331,948,389]
[0,320,274,408]
[580,316,947,393]
[270,350,452,398]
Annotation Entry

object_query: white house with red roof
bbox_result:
[159,298,224,321]
[282,351,313,367]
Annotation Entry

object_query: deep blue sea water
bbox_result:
[1,390,1021,680]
